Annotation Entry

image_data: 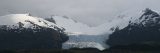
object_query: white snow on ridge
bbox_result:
[52,16,92,34]
[53,8,144,35]
[0,14,62,30]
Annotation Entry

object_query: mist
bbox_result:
[0,0,160,26]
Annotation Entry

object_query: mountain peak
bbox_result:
[140,8,159,19]
[129,8,160,27]
[107,9,160,47]
[143,8,155,15]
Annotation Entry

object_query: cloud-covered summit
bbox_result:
[0,0,160,26]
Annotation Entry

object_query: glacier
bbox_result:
[51,14,133,50]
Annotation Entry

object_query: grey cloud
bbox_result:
[0,0,160,26]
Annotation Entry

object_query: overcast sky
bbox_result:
[0,0,160,26]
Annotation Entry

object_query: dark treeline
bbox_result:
[0,24,68,50]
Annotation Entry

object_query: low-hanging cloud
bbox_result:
[0,0,160,26]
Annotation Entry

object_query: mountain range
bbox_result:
[0,8,160,50]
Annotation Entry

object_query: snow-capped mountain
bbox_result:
[0,14,64,30]
[131,8,160,27]
[1,8,159,50]
[107,8,160,47]
[0,14,68,49]
[47,15,129,35]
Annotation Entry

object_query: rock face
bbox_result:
[0,14,69,50]
[107,8,160,47]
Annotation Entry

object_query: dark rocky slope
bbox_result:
[0,25,68,50]
[107,8,160,47]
